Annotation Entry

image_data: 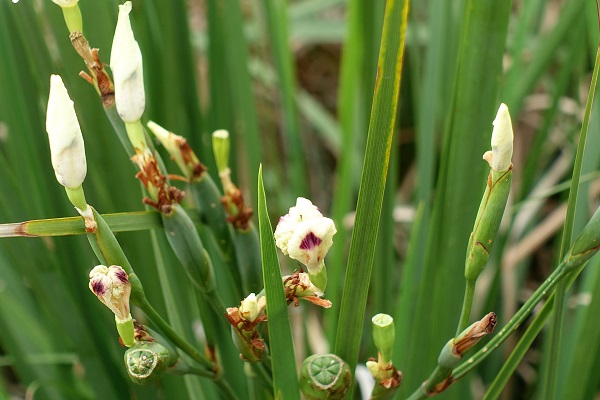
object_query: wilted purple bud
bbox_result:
[89,265,132,323]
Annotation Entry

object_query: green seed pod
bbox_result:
[190,175,234,258]
[234,224,263,293]
[124,342,171,386]
[299,354,352,400]
[161,204,215,292]
[464,169,512,282]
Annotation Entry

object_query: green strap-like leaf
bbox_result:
[257,165,300,400]
[333,0,409,389]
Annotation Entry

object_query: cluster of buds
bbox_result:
[132,148,185,214]
[88,265,134,347]
[225,293,267,362]
[275,197,336,291]
[212,130,253,230]
[283,271,332,309]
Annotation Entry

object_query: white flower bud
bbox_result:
[274,197,325,255]
[239,293,266,323]
[490,103,513,172]
[89,265,132,323]
[110,1,145,123]
[51,0,78,7]
[45,75,87,189]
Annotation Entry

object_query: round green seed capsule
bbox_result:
[299,354,352,400]
[124,342,170,386]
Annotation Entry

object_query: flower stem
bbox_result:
[407,264,568,398]
[138,298,215,373]
[455,278,476,335]
[452,265,568,380]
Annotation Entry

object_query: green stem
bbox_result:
[138,299,215,372]
[406,366,450,400]
[253,361,274,391]
[456,279,476,335]
[542,282,565,400]
[407,264,568,398]
[483,296,554,400]
[452,265,568,380]
[169,360,215,378]
[125,120,147,151]
[543,40,600,400]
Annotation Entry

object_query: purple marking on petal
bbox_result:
[91,280,107,295]
[299,232,322,250]
[114,269,129,283]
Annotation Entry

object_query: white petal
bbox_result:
[110,1,145,122]
[491,103,513,172]
[287,217,336,272]
[46,75,87,188]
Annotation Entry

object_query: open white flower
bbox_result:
[45,75,87,189]
[275,197,325,255]
[110,1,145,123]
[89,265,132,323]
[488,103,513,172]
[275,198,336,274]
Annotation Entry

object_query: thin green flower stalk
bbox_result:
[299,354,352,400]
[458,103,513,333]
[88,265,135,347]
[407,313,497,400]
[274,197,337,292]
[366,314,402,399]
[212,129,262,293]
[50,0,82,34]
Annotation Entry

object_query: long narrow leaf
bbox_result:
[257,166,300,400]
[334,0,409,388]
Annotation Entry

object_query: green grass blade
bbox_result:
[543,39,600,400]
[333,0,409,389]
[257,165,300,400]
[326,0,385,345]
[260,0,307,197]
